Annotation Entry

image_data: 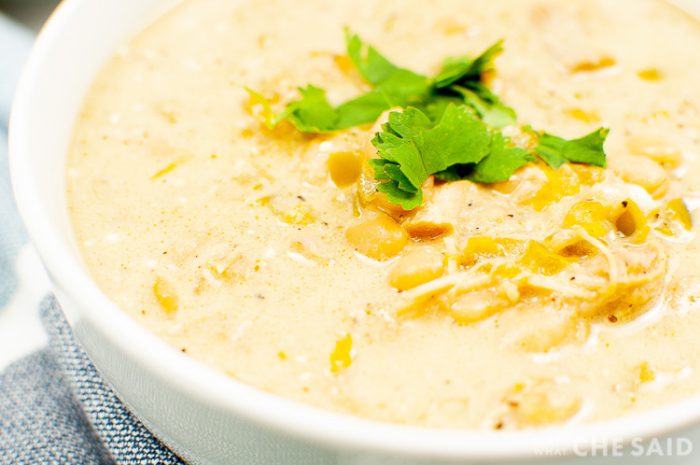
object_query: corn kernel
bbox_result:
[462,237,502,265]
[626,136,682,168]
[330,334,352,373]
[615,156,669,198]
[405,222,453,240]
[283,203,315,226]
[289,241,329,265]
[570,164,605,185]
[638,362,656,383]
[530,166,581,211]
[637,68,663,81]
[151,161,180,180]
[667,198,692,231]
[657,198,693,237]
[492,179,520,194]
[616,199,649,242]
[571,56,616,73]
[510,382,581,426]
[520,241,572,276]
[516,303,591,351]
[449,290,508,324]
[346,213,408,260]
[564,107,600,123]
[388,247,445,291]
[243,88,277,129]
[328,151,362,188]
[372,190,413,219]
[563,200,609,238]
[493,263,522,279]
[333,54,355,75]
[558,240,597,257]
[357,162,412,218]
[153,277,179,315]
[435,17,467,35]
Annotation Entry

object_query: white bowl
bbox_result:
[8,1,700,464]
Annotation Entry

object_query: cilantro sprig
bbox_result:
[531,127,609,168]
[278,31,431,133]
[371,106,537,209]
[371,105,490,209]
[253,31,609,210]
[277,31,510,134]
[431,41,517,128]
[372,113,606,209]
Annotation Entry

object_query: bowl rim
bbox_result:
[9,0,700,460]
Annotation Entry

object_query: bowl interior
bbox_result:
[12,0,180,257]
[9,0,700,460]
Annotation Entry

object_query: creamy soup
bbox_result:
[68,0,700,429]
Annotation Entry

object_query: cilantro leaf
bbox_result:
[280,85,339,132]
[377,180,423,210]
[257,31,610,210]
[345,30,429,101]
[346,30,401,86]
[344,31,430,115]
[370,104,491,209]
[374,105,490,187]
[454,84,516,128]
[432,41,516,128]
[284,87,398,133]
[372,159,420,194]
[281,33,430,133]
[277,35,511,133]
[378,106,433,141]
[432,133,533,183]
[432,166,465,182]
[370,159,423,210]
[433,40,504,89]
[414,105,492,174]
[468,132,534,183]
[414,95,462,123]
[335,90,392,129]
[534,127,609,168]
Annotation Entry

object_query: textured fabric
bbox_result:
[0,351,112,465]
[0,296,186,465]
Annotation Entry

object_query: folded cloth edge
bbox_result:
[0,295,187,465]
[40,295,185,465]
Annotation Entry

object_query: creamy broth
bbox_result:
[67,0,700,429]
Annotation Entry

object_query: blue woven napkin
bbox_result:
[0,13,184,465]
[0,297,184,465]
